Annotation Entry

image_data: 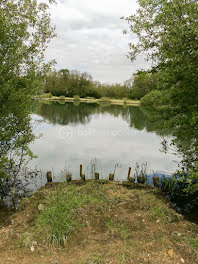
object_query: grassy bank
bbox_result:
[34,95,140,106]
[0,181,198,264]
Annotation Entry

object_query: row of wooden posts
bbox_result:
[46,165,160,187]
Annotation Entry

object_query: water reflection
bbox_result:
[33,101,170,135]
[29,101,178,183]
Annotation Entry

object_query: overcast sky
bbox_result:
[45,0,148,84]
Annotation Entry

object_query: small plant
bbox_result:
[73,95,80,101]
[134,162,148,184]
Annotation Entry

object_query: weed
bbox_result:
[134,162,148,184]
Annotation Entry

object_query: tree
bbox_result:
[124,0,198,109]
[0,0,55,207]
[123,0,198,192]
[130,71,159,99]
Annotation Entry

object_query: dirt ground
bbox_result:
[0,182,198,264]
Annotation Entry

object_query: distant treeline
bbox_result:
[44,69,130,99]
[44,69,159,100]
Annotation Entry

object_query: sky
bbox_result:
[45,0,148,84]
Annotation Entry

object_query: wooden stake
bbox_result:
[66,172,72,182]
[127,167,135,182]
[95,172,99,180]
[153,176,160,188]
[46,171,52,183]
[80,164,82,177]
[81,173,86,181]
[109,173,114,181]
[127,167,131,180]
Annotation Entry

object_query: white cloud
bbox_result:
[45,0,149,83]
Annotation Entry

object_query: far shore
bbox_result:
[34,95,140,106]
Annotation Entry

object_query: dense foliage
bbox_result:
[44,69,131,99]
[124,0,198,193]
[130,71,160,99]
[0,0,55,206]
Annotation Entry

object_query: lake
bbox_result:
[29,101,179,185]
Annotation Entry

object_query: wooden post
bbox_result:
[109,173,114,181]
[80,164,82,177]
[81,174,86,181]
[46,171,52,183]
[153,176,160,188]
[127,167,131,180]
[66,172,72,183]
[128,167,135,182]
[95,172,99,180]
[80,165,85,181]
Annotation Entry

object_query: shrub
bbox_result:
[160,173,198,213]
[140,90,163,108]
[59,95,66,100]
[40,93,52,98]
[130,86,144,100]
[73,95,80,101]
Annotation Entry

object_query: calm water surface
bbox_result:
[29,101,179,185]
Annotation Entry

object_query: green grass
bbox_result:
[188,237,198,250]
[78,254,103,264]
[150,205,166,219]
[35,182,108,246]
[106,218,129,240]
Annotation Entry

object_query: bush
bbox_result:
[59,96,66,100]
[140,90,163,108]
[130,86,144,100]
[73,95,80,101]
[40,93,52,98]
[160,172,198,213]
